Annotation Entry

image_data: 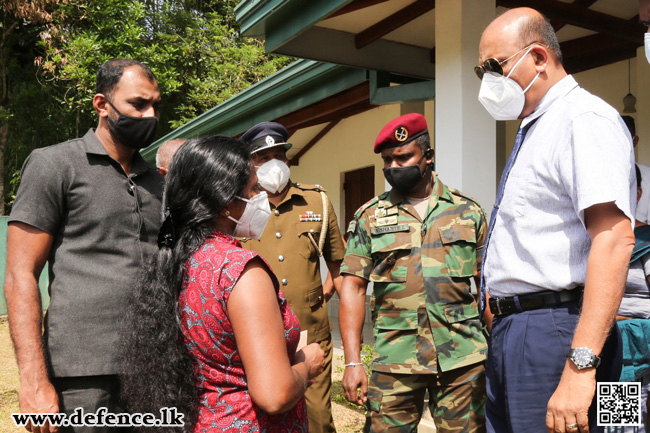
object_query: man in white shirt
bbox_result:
[477,8,635,433]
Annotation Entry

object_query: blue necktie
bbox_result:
[480,119,538,313]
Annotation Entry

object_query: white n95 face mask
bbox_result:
[645,33,650,65]
[478,45,540,121]
[256,159,290,194]
[228,192,271,240]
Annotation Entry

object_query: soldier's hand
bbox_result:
[342,364,368,406]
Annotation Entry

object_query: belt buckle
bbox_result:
[495,298,503,315]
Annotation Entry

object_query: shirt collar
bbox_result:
[521,75,579,128]
[82,128,155,176]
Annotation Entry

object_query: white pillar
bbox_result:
[435,0,497,211]
[636,45,650,165]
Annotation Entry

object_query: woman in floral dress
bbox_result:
[121,136,324,433]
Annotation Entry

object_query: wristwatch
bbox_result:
[568,347,601,370]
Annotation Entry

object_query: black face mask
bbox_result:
[105,99,159,150]
[383,151,431,195]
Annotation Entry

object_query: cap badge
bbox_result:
[395,126,408,142]
[265,135,275,146]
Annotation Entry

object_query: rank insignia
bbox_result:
[299,211,322,222]
[386,207,399,216]
[374,208,387,218]
[376,215,398,226]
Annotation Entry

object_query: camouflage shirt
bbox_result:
[341,175,488,374]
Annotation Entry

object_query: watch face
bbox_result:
[572,347,593,368]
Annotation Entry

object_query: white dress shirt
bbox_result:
[484,75,636,297]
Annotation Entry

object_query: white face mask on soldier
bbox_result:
[478,45,541,121]
[227,192,271,240]
[256,159,290,194]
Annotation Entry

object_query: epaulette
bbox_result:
[353,191,390,220]
[448,186,481,206]
[294,182,326,192]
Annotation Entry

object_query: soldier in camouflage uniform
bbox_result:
[339,113,487,433]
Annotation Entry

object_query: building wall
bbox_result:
[503,58,642,162]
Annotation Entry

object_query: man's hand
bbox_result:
[338,274,369,406]
[5,223,56,433]
[19,380,60,433]
[545,202,634,433]
[546,362,595,433]
[342,365,368,406]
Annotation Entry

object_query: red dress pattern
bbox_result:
[179,232,307,432]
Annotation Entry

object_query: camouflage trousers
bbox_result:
[365,362,486,433]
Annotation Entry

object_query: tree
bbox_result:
[1,0,64,215]
[2,0,291,213]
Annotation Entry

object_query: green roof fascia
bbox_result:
[235,0,349,52]
[141,59,367,163]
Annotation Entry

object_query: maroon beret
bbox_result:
[374,113,429,153]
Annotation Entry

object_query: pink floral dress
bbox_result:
[179,232,307,433]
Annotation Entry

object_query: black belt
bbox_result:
[488,287,583,316]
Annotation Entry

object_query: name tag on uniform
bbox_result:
[376,216,398,226]
[371,224,409,235]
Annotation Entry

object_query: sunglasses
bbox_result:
[474,42,538,80]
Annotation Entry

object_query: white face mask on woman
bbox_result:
[227,192,271,239]
[478,45,541,121]
[645,33,650,65]
[256,159,290,194]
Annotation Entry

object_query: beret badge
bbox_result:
[395,126,408,142]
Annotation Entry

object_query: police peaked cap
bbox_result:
[241,122,293,154]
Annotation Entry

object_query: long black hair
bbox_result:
[120,136,251,432]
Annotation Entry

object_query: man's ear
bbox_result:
[634,135,640,148]
[157,167,167,177]
[531,45,549,72]
[93,94,109,118]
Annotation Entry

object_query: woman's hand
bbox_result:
[295,342,325,383]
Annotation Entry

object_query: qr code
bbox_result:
[598,382,641,426]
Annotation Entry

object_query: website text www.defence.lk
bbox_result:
[12,407,184,428]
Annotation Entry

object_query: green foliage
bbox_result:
[2,0,291,212]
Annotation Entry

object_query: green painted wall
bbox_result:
[0,217,50,315]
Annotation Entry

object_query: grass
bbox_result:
[0,317,22,433]
[0,318,365,432]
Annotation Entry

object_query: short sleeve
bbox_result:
[559,112,635,225]
[340,211,373,280]
[474,206,488,273]
[323,196,345,262]
[9,148,67,235]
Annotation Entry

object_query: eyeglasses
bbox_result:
[474,42,538,80]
